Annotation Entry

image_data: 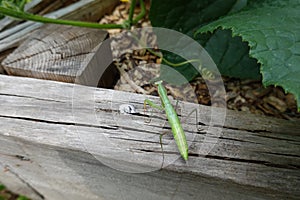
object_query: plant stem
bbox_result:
[0,0,146,29]
[0,7,124,29]
[132,0,146,24]
[128,0,137,25]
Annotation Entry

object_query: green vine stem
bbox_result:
[132,0,146,25]
[128,0,137,25]
[0,6,124,29]
[0,0,146,29]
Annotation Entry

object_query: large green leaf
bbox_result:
[149,0,240,35]
[149,0,248,84]
[198,1,300,110]
[201,29,261,79]
[149,0,261,82]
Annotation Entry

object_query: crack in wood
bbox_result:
[0,115,118,130]
[109,136,161,144]
[95,107,115,113]
[134,148,186,158]
[0,153,31,162]
[134,148,162,153]
[221,125,272,133]
[0,92,64,103]
[201,155,299,170]
[15,155,31,161]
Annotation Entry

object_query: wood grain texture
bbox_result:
[0,74,299,199]
[2,24,111,85]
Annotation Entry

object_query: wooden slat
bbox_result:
[2,24,110,85]
[0,74,299,199]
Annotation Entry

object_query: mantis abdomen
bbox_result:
[156,81,189,161]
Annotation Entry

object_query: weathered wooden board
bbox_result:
[2,24,111,86]
[0,74,299,200]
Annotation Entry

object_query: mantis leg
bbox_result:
[144,99,164,123]
[184,108,204,133]
[144,99,168,167]
[173,100,184,118]
[159,131,170,169]
[144,99,164,110]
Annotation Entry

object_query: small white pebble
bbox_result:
[119,104,136,114]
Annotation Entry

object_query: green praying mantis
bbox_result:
[144,80,200,161]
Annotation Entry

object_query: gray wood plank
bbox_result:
[0,74,299,199]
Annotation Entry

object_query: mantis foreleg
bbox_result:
[144,99,164,123]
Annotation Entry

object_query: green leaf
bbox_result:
[201,29,261,79]
[150,0,247,83]
[198,1,300,110]
[149,0,260,81]
[149,0,240,35]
